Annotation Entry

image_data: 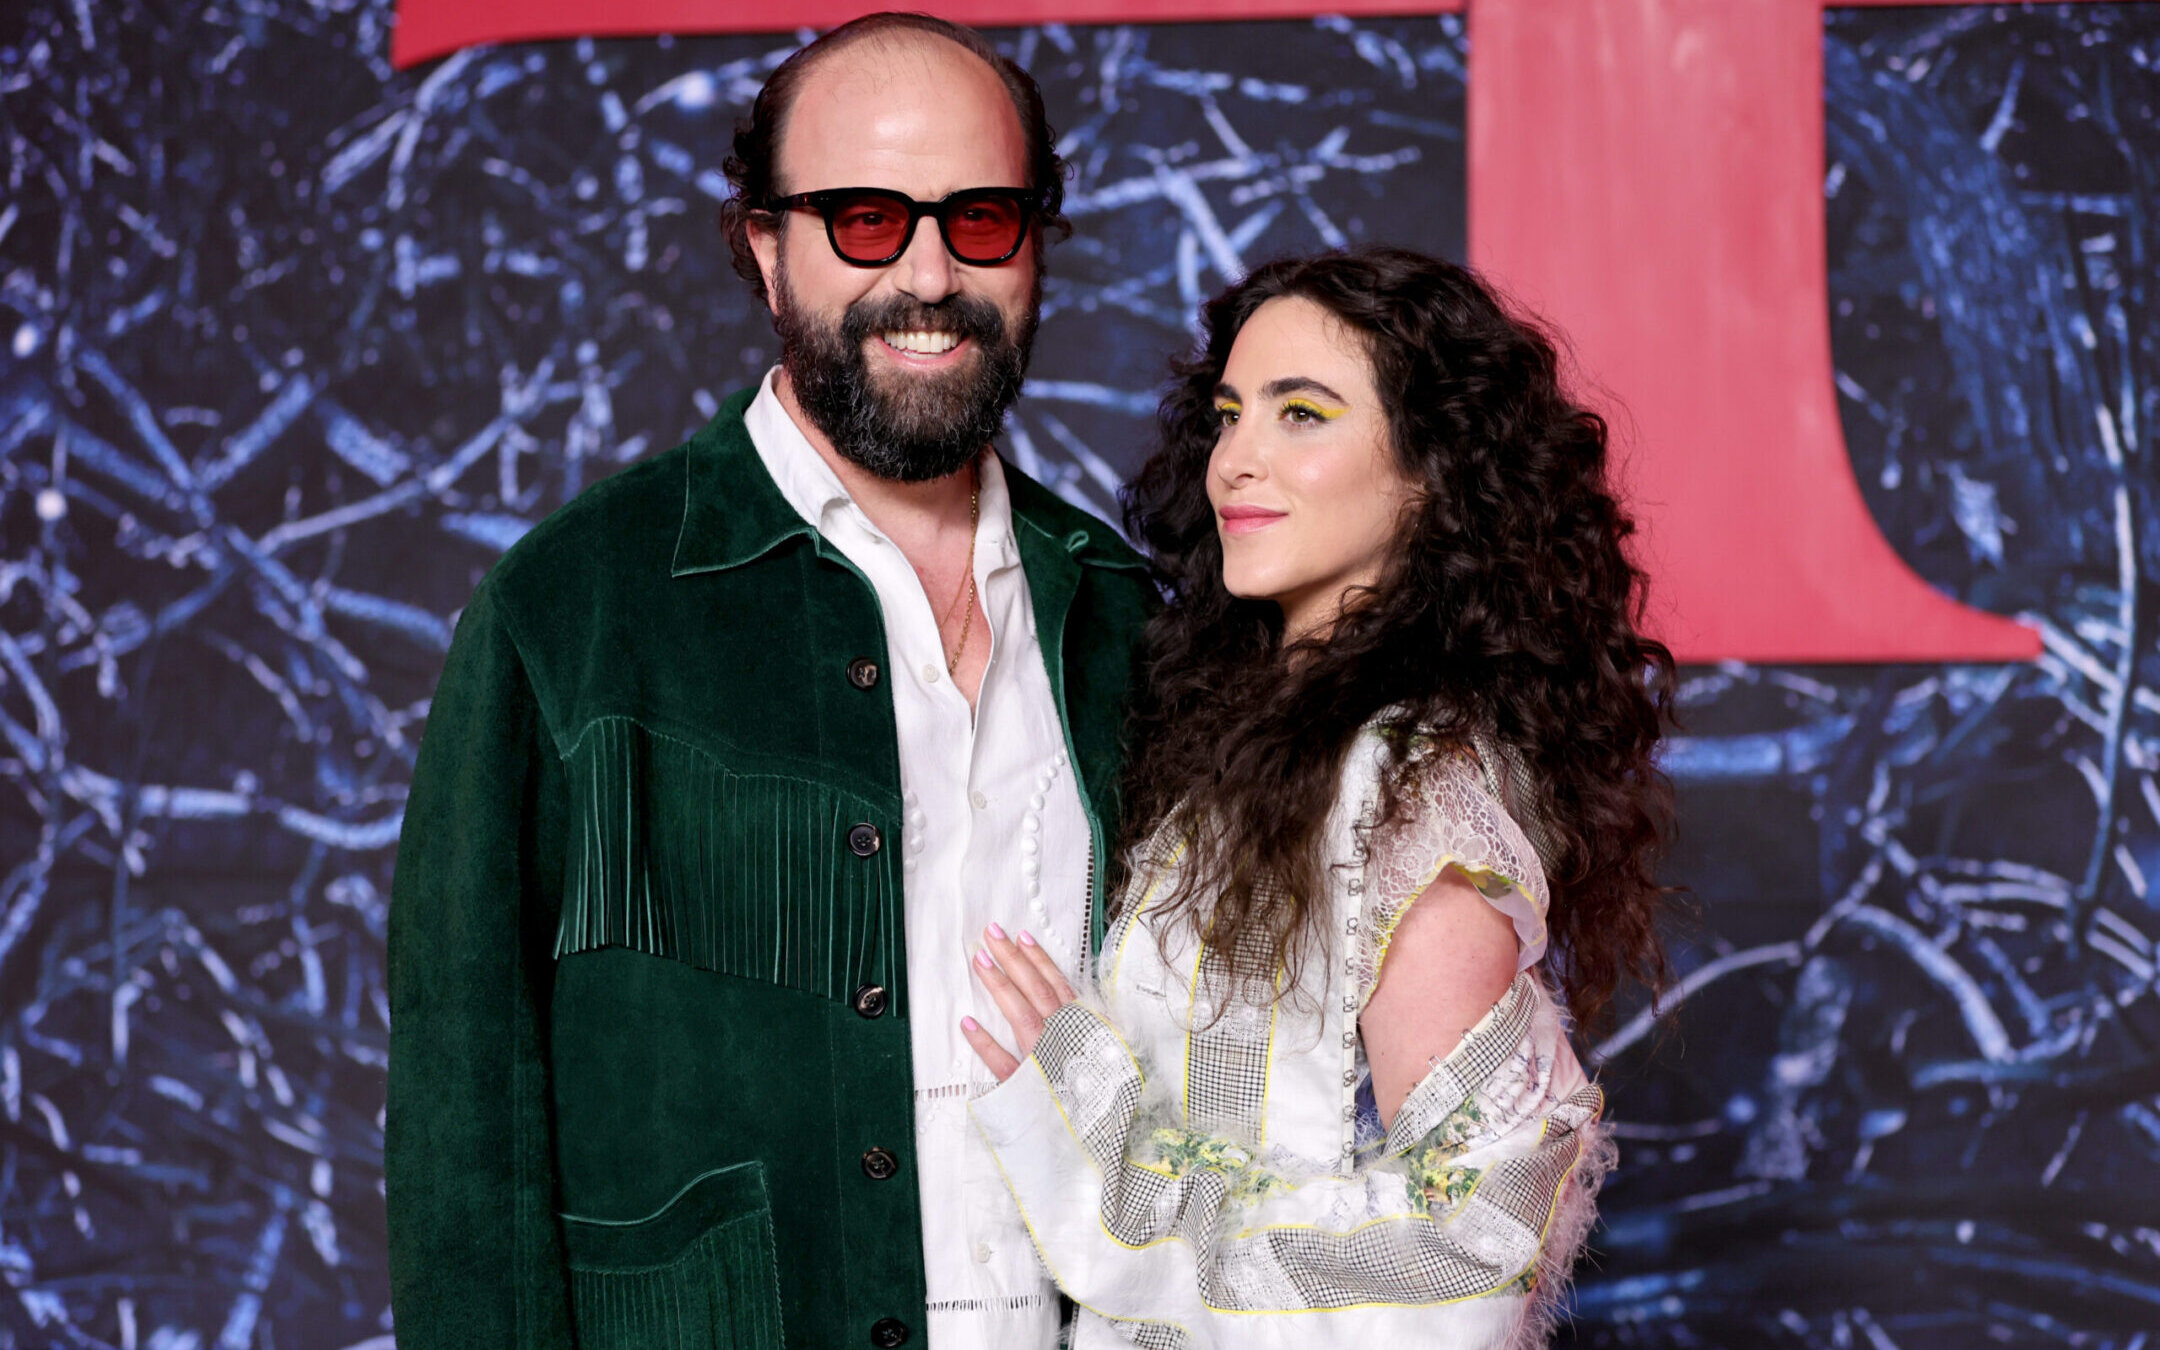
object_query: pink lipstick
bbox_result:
[1218,504,1287,536]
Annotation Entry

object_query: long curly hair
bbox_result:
[1119,247,1676,1033]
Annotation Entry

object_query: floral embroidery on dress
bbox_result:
[1402,1095,1488,1216]
[1407,1157,1483,1217]
[1146,1126,1286,1206]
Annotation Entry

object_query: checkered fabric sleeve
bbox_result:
[971,980,1610,1348]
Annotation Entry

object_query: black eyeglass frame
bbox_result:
[761,186,1048,267]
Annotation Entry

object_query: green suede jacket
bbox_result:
[385,389,1156,1350]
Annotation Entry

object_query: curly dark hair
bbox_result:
[720,13,1070,306]
[1120,246,1677,1034]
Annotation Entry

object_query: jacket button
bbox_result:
[861,1146,900,1180]
[847,823,882,857]
[847,657,880,690]
[870,1318,911,1347]
[852,984,889,1019]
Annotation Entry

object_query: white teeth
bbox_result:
[882,330,960,355]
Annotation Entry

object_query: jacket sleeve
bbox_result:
[969,975,1608,1346]
[386,580,576,1347]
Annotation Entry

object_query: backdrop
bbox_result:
[1,3,2156,1347]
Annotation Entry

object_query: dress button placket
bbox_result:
[1338,846,1372,1171]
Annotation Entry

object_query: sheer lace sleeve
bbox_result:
[1358,749,1550,1011]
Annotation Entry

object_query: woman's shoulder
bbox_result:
[1356,728,1552,972]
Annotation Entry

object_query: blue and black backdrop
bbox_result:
[1,2,2157,1346]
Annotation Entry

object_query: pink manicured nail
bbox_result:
[1018,930,1038,947]
[961,1016,980,1031]
[987,921,1008,940]
[975,949,994,969]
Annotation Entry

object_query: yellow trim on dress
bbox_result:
[984,1007,1597,1312]
[1107,837,1184,998]
[974,1085,1202,1341]
[1179,938,1208,1124]
[1201,1115,1592,1314]
[1255,967,1282,1147]
[1359,853,1540,1016]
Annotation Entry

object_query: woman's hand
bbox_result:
[960,923,1076,1082]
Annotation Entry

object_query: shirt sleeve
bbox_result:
[1362,747,1552,987]
[969,974,1609,1346]
[385,580,577,1347]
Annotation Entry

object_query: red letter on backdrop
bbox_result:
[1468,0,2037,663]
[392,0,2042,665]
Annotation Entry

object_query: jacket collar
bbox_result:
[672,388,817,576]
[671,386,1152,579]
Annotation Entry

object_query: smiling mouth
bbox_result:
[1219,506,1286,536]
[879,329,964,358]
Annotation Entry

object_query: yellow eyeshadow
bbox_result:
[1282,398,1346,420]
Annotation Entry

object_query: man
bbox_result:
[384,16,1154,1349]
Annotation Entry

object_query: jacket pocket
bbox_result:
[560,1162,785,1350]
[554,716,905,1013]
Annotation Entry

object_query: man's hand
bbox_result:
[960,923,1076,1082]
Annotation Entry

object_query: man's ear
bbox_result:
[748,215,782,317]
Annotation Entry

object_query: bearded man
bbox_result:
[384,16,1154,1349]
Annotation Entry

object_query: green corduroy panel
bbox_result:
[555,716,906,1015]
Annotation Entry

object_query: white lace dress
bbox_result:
[970,729,1612,1349]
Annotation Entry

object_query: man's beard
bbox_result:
[773,258,1038,484]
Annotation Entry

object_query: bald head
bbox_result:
[776,34,1029,216]
[777,33,1025,199]
[722,12,1066,304]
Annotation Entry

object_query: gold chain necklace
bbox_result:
[941,464,981,676]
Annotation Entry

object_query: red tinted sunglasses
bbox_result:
[764,186,1045,267]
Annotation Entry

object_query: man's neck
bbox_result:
[773,365,980,546]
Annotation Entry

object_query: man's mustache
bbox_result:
[840,295,1008,347]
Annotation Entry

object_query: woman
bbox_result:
[960,247,1675,1348]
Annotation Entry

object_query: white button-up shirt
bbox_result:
[746,370,1090,1349]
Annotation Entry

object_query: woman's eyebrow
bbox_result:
[1212,382,1242,402]
[1259,376,1349,404]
